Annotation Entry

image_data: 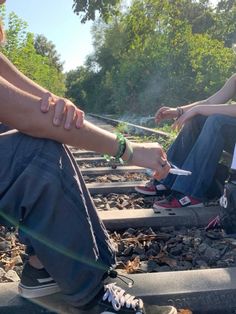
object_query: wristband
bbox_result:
[114,133,127,160]
[177,107,184,118]
[123,140,133,164]
[104,133,127,164]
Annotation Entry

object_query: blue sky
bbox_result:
[4,0,219,73]
[5,0,93,72]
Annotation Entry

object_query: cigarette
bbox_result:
[169,168,192,176]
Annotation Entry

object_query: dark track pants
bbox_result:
[0,128,116,306]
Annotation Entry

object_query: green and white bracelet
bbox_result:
[104,133,133,165]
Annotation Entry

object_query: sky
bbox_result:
[5,0,93,72]
[4,0,219,73]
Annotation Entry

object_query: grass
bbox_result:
[114,122,177,151]
[115,122,129,134]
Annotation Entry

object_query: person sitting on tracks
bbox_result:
[135,74,236,210]
[0,4,177,314]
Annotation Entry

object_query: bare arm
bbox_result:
[181,73,236,112]
[0,76,170,177]
[193,104,236,116]
[0,74,119,150]
[0,52,48,98]
[0,52,84,128]
[155,74,236,123]
[173,104,236,130]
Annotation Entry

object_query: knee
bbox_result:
[204,114,226,129]
[12,132,63,159]
[186,114,203,127]
[180,114,204,133]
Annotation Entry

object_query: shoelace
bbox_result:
[102,282,143,312]
[205,194,228,231]
[205,215,221,231]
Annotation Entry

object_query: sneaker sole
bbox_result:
[169,307,178,314]
[145,304,177,314]
[165,307,177,314]
[100,310,177,314]
[135,186,157,196]
[153,202,204,211]
[18,282,60,299]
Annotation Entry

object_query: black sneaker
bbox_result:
[18,262,60,298]
[80,282,177,314]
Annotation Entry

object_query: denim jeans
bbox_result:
[0,129,116,307]
[161,114,236,200]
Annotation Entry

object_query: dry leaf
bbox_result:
[4,260,16,272]
[125,256,140,274]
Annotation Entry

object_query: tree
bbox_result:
[0,8,66,96]
[34,34,64,72]
[68,0,236,115]
[210,0,236,47]
[72,0,121,23]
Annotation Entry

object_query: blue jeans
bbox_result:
[161,114,236,200]
[0,129,116,307]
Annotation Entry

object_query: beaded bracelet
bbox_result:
[104,133,126,164]
[124,139,133,164]
[104,133,133,165]
[177,107,184,118]
[115,132,127,160]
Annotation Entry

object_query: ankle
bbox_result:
[28,255,44,270]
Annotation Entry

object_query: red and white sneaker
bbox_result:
[135,180,157,195]
[153,192,203,211]
[135,180,170,197]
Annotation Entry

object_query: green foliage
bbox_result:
[34,34,64,72]
[127,131,176,151]
[210,0,236,47]
[72,0,121,23]
[0,7,65,96]
[67,0,236,116]
[115,122,129,134]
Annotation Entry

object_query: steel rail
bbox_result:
[88,113,171,138]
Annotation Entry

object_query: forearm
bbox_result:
[0,71,170,176]
[195,104,236,117]
[0,52,49,98]
[0,76,121,156]
[181,74,236,113]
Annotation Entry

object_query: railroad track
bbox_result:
[0,115,234,314]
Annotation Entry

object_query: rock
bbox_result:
[160,226,175,233]
[157,265,171,272]
[147,260,158,272]
[14,255,23,266]
[203,246,220,263]
[179,261,192,270]
[123,228,136,237]
[123,245,134,256]
[193,237,202,247]
[170,243,183,256]
[196,259,208,268]
[0,268,6,279]
[182,236,192,246]
[105,203,111,211]
[4,270,20,282]
[146,248,158,257]
[0,241,11,251]
[198,243,208,254]
[140,261,149,272]
[146,227,156,236]
[133,245,145,255]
